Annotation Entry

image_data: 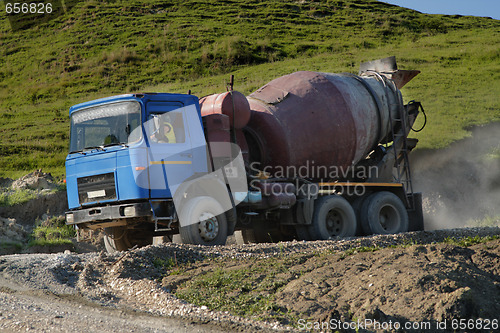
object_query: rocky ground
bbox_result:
[0,171,69,255]
[1,228,500,332]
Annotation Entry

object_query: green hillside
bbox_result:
[0,0,499,178]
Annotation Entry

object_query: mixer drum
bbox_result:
[244,71,403,178]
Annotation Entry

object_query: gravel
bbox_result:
[0,218,29,245]
[132,226,500,262]
[1,226,500,332]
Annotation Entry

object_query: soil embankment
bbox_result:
[1,228,500,332]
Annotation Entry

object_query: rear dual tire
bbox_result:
[308,195,357,240]
[360,191,409,235]
[303,191,409,240]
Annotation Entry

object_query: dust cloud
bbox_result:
[410,122,500,230]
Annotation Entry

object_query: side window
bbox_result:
[148,111,186,144]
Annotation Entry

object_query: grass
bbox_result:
[443,235,499,247]
[175,258,298,323]
[0,0,499,177]
[467,215,500,228]
[28,216,76,247]
[28,238,74,247]
[152,256,184,275]
[153,257,177,270]
[0,185,64,207]
[0,188,38,206]
[486,148,500,161]
[0,241,23,251]
[32,225,76,240]
[339,245,380,259]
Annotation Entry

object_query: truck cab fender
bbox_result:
[172,174,236,234]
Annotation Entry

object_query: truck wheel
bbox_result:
[360,191,409,235]
[179,196,228,245]
[308,195,357,240]
[103,226,153,253]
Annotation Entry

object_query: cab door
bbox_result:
[146,101,194,199]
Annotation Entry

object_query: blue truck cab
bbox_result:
[65,93,234,252]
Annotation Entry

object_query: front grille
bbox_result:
[77,173,117,204]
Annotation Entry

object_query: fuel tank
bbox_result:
[199,91,251,129]
[244,70,406,177]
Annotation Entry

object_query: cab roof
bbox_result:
[69,93,199,115]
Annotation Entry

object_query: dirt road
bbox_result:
[0,249,287,333]
[0,287,224,333]
[1,227,499,332]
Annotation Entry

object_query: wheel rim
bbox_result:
[326,210,344,237]
[378,204,400,232]
[198,212,219,242]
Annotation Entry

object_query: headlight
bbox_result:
[123,206,136,217]
[66,213,74,223]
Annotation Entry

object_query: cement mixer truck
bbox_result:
[65,56,425,252]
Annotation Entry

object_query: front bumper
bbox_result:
[66,202,152,226]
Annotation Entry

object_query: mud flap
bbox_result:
[407,192,424,231]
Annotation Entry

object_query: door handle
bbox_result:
[180,153,192,158]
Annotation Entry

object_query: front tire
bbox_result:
[308,195,357,240]
[360,191,409,235]
[103,226,153,253]
[179,196,228,245]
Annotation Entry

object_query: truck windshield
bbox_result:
[69,101,141,153]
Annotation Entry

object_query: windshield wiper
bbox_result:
[82,146,106,152]
[102,142,129,148]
